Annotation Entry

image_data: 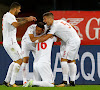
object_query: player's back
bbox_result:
[2,12,17,45]
[34,37,57,64]
[49,20,80,43]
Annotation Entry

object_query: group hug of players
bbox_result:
[2,2,80,87]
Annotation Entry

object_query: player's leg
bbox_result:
[24,80,54,87]
[33,63,41,81]
[24,62,54,87]
[37,62,54,87]
[22,50,36,84]
[7,43,23,87]
[3,62,15,86]
[67,41,80,86]
[23,62,42,87]
[21,41,30,84]
[56,58,69,87]
[21,42,29,84]
[56,42,70,87]
[3,45,15,86]
[22,57,29,84]
[9,59,22,87]
[68,60,76,86]
[21,42,36,84]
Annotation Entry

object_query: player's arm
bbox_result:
[29,34,40,42]
[16,17,37,22]
[16,17,25,22]
[35,26,56,43]
[35,34,53,43]
[56,36,62,42]
[12,16,37,28]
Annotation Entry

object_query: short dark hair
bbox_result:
[37,22,44,29]
[10,2,21,10]
[43,12,54,19]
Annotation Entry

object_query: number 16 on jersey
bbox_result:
[37,42,47,51]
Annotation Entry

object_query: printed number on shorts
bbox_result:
[37,42,47,51]
[60,21,71,28]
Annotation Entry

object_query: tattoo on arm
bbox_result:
[17,18,26,22]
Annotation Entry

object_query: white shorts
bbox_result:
[60,39,80,60]
[21,41,36,58]
[3,42,22,61]
[33,62,54,84]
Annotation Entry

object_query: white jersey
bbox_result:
[48,20,80,43]
[34,37,57,64]
[22,24,48,46]
[2,12,17,45]
[22,24,37,48]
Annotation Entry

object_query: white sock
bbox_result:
[22,62,28,84]
[10,63,20,85]
[33,81,54,87]
[68,62,77,82]
[61,61,69,84]
[5,62,15,83]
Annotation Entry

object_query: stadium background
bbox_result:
[0,0,100,85]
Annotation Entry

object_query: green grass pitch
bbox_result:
[0,85,100,90]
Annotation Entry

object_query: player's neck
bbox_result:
[9,10,15,16]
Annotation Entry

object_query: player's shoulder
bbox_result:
[3,12,10,18]
[3,12,15,20]
[52,20,62,28]
[54,20,62,25]
[55,19,67,23]
[28,24,36,29]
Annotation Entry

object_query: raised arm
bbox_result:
[12,16,37,28]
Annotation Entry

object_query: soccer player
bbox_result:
[2,2,36,87]
[34,12,81,87]
[23,28,57,87]
[21,22,47,85]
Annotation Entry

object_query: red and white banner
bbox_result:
[50,11,100,45]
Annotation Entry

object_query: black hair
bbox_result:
[43,12,54,19]
[37,22,44,29]
[10,2,21,10]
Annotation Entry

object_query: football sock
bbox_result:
[68,62,77,81]
[61,61,69,84]
[22,62,28,84]
[10,63,20,85]
[5,62,15,83]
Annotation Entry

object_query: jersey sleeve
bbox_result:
[6,15,17,25]
[27,25,35,34]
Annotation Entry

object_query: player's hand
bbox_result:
[26,16,37,22]
[32,17,37,21]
